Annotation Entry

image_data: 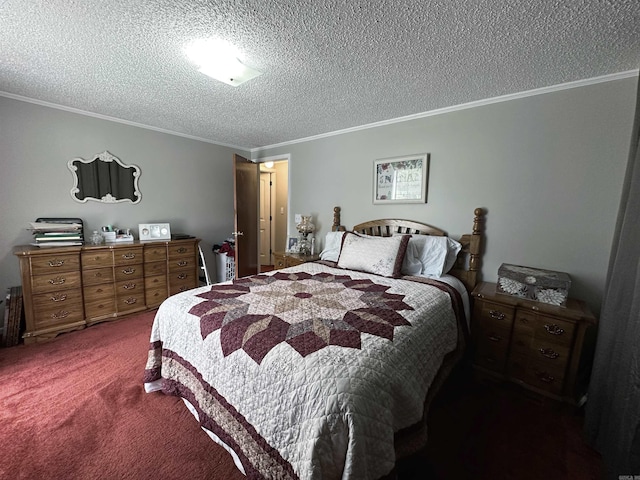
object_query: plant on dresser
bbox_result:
[13,238,200,344]
[471,281,597,405]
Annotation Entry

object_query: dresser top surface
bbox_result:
[14,238,200,256]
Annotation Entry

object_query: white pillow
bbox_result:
[337,233,409,278]
[401,235,461,277]
[443,237,462,273]
[319,231,345,262]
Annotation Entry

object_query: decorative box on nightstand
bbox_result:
[273,252,320,269]
[471,281,597,405]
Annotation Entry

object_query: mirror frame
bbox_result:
[68,151,142,204]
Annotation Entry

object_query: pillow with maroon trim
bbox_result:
[337,232,410,278]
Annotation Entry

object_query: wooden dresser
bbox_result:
[13,238,200,344]
[471,281,597,405]
[273,252,320,269]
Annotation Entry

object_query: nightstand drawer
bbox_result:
[476,300,515,329]
[514,311,575,347]
[508,353,567,396]
[510,333,571,366]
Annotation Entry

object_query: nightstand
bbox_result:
[273,252,320,269]
[471,281,597,405]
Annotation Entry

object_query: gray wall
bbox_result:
[0,96,246,320]
[1,76,636,321]
[258,77,638,315]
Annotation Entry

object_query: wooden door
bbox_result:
[233,154,259,278]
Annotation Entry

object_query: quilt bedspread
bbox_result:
[144,262,465,480]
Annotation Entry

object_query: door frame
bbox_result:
[256,153,290,256]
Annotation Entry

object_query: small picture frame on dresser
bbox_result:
[287,237,299,253]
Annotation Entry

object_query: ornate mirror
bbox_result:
[68,151,141,204]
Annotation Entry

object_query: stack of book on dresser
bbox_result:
[29,220,84,247]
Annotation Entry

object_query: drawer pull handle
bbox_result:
[49,276,66,285]
[94,272,102,278]
[177,260,188,267]
[52,310,69,319]
[48,259,65,267]
[122,253,136,259]
[123,283,136,290]
[179,286,188,292]
[177,273,187,280]
[122,267,136,275]
[488,334,502,342]
[536,372,555,383]
[539,348,560,359]
[544,324,565,335]
[124,297,137,305]
[489,309,505,320]
[176,247,187,253]
[50,294,67,302]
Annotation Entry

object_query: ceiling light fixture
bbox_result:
[185,39,262,87]
[264,161,274,168]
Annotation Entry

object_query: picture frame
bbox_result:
[373,153,429,204]
[287,236,299,253]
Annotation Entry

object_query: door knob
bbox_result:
[232,231,244,236]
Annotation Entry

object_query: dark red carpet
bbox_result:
[0,311,601,479]
[0,312,243,480]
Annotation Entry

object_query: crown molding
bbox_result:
[251,69,639,154]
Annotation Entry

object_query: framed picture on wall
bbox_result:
[373,153,429,204]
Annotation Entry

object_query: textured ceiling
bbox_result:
[1,0,639,150]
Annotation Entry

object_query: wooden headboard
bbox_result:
[331,206,486,292]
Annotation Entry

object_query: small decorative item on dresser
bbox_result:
[296,215,315,255]
[497,263,571,307]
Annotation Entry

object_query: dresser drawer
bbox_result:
[510,332,571,366]
[33,290,83,315]
[145,286,168,307]
[168,256,197,270]
[168,243,196,260]
[31,271,82,294]
[274,254,286,269]
[475,340,510,373]
[32,301,85,330]
[116,292,145,313]
[83,283,115,302]
[145,260,167,276]
[82,267,114,286]
[116,278,144,296]
[83,284,116,319]
[144,245,167,262]
[114,247,144,266]
[513,311,576,347]
[114,264,143,282]
[476,300,515,330]
[169,269,197,295]
[81,250,114,269]
[508,353,567,396]
[31,254,80,275]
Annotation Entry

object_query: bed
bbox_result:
[144,207,485,480]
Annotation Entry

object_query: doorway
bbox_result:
[259,158,289,270]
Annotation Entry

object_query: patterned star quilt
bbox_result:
[144,262,466,480]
